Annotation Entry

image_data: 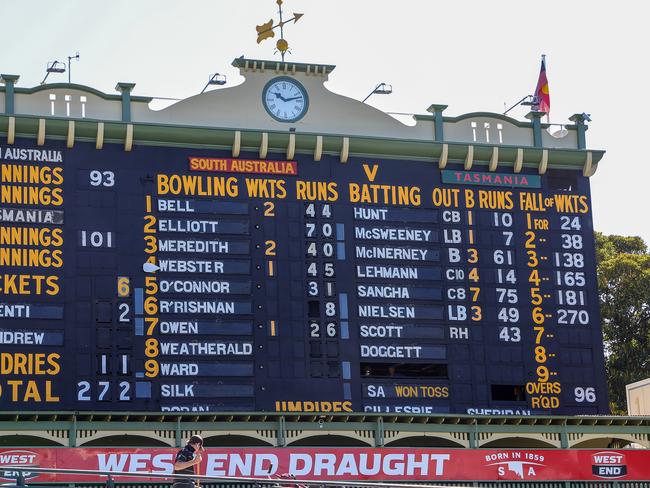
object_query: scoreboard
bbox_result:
[0,138,609,415]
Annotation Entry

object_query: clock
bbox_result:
[262,76,309,122]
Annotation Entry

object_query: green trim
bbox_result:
[0,114,605,171]
[569,113,588,150]
[1,77,17,115]
[0,82,152,103]
[116,82,136,122]
[427,103,448,112]
[449,111,541,127]
[417,111,538,129]
[426,104,447,141]
[0,74,20,83]
[1,411,649,454]
[526,111,546,148]
[232,57,335,74]
[2,411,645,425]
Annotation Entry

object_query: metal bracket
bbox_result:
[96,122,105,150]
[124,124,134,152]
[287,133,296,160]
[438,143,448,169]
[314,135,323,162]
[37,118,46,146]
[538,148,549,175]
[464,145,474,170]
[232,130,241,157]
[513,148,524,173]
[260,132,268,158]
[7,116,15,144]
[489,146,499,172]
[340,137,349,163]
[66,120,75,148]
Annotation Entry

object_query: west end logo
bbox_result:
[592,451,627,479]
[0,449,41,480]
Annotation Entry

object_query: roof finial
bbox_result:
[255,0,304,61]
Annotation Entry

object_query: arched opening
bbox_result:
[385,436,463,448]
[480,437,556,448]
[0,435,62,447]
[288,435,370,447]
[203,435,272,447]
[81,435,169,447]
[572,437,636,449]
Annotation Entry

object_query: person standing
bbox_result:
[173,435,204,488]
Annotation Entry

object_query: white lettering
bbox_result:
[354,226,432,242]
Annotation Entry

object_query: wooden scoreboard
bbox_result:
[0,58,608,415]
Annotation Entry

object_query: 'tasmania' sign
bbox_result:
[442,169,541,188]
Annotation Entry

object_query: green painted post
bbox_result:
[525,111,546,148]
[560,423,569,448]
[1,74,20,115]
[375,417,384,447]
[115,82,136,122]
[175,418,183,447]
[469,423,477,448]
[69,417,77,447]
[277,416,286,447]
[426,104,448,142]
[568,113,589,150]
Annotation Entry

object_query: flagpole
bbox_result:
[542,54,550,124]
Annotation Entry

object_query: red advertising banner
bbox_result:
[0,448,647,482]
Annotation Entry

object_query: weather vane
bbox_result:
[256,0,303,61]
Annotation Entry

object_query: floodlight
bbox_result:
[362,83,393,103]
[201,73,227,93]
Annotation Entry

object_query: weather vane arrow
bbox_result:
[256,12,303,42]
[255,0,303,61]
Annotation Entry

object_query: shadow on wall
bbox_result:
[287,435,370,447]
[81,435,169,447]
[480,437,556,449]
[0,435,63,447]
[202,435,273,447]
[572,437,636,449]
[385,436,463,448]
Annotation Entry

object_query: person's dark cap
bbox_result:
[188,435,203,445]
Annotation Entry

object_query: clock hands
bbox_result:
[272,91,302,103]
[272,91,287,102]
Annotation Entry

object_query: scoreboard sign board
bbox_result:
[0,139,608,414]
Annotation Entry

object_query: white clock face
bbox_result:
[263,77,308,122]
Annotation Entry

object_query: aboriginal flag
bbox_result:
[534,57,550,114]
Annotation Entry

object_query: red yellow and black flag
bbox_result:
[534,56,551,115]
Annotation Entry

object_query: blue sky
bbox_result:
[1,0,648,243]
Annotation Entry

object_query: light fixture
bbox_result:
[201,73,227,93]
[362,82,393,103]
[581,112,592,122]
[504,94,537,115]
[547,125,569,138]
[40,61,66,85]
[67,52,80,83]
